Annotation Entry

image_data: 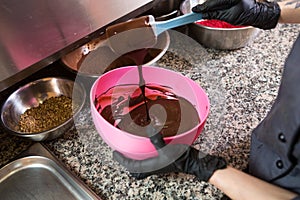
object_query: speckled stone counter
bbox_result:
[1,23,299,200]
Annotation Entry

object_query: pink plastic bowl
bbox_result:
[90,66,210,160]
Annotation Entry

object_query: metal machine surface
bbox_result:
[0,0,153,92]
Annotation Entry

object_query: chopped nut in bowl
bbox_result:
[0,77,86,141]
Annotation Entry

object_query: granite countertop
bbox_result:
[1,23,299,200]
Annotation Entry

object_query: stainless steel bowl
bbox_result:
[181,0,260,50]
[1,77,86,141]
[61,31,170,79]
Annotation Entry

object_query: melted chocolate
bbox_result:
[94,16,200,138]
[95,83,200,137]
[104,48,162,73]
[106,16,157,55]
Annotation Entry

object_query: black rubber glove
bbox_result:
[192,0,281,30]
[113,133,227,181]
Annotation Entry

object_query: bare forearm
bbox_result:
[278,0,300,23]
[209,166,298,200]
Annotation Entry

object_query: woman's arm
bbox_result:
[209,166,298,200]
[278,0,300,23]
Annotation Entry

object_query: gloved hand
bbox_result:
[113,132,227,181]
[192,0,281,30]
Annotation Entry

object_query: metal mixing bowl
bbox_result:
[181,0,260,50]
[1,77,86,141]
[61,31,170,79]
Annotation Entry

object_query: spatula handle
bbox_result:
[154,12,202,35]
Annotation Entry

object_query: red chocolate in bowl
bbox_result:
[196,19,245,28]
